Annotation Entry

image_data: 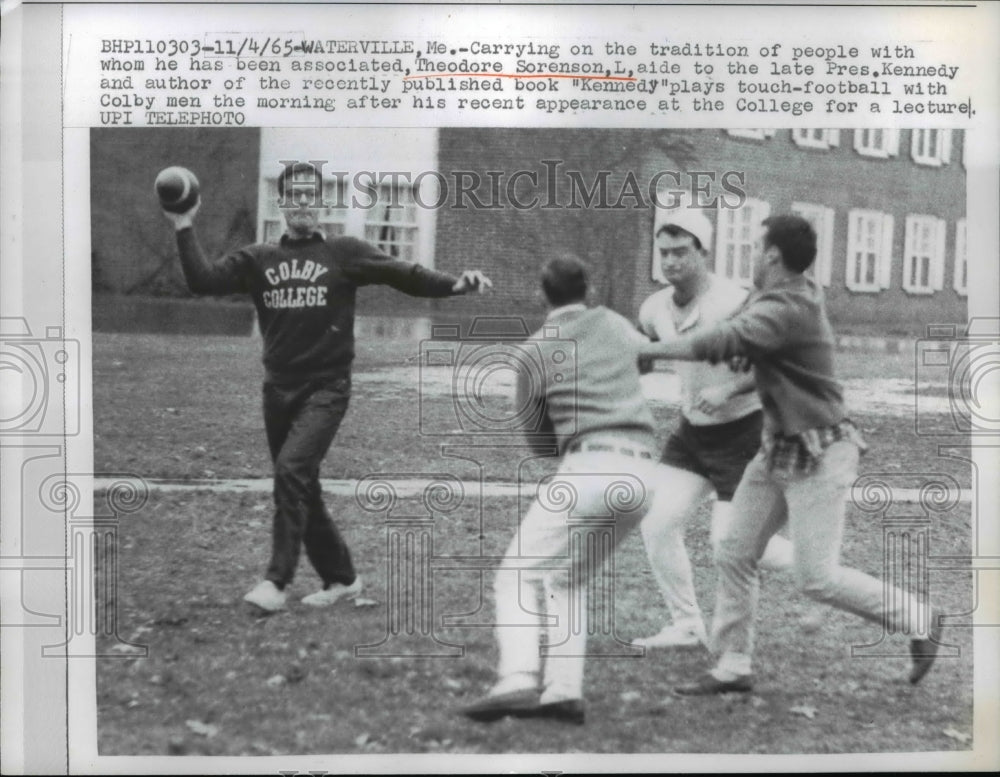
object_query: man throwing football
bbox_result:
[162,162,491,613]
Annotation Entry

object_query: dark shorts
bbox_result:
[660,411,763,501]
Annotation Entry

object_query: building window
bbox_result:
[902,215,946,294]
[911,129,952,167]
[853,129,900,159]
[846,209,894,292]
[262,175,348,244]
[258,176,432,266]
[791,202,835,286]
[726,129,776,141]
[954,217,968,296]
[792,129,840,150]
[715,198,770,287]
[364,184,419,262]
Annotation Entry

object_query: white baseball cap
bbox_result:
[657,207,713,253]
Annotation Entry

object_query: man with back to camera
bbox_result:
[161,161,492,613]
[461,254,659,725]
[634,207,818,649]
[641,214,943,693]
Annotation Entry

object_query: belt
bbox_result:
[568,441,653,459]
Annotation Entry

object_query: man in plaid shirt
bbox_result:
[641,214,944,693]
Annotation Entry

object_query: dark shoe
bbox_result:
[909,607,944,685]
[675,673,753,696]
[530,698,585,725]
[460,688,540,722]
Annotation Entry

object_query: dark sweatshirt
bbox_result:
[176,229,459,383]
[688,274,846,436]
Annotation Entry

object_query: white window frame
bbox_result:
[846,209,894,293]
[790,202,835,286]
[715,197,771,288]
[792,129,840,150]
[853,129,900,159]
[902,215,947,295]
[363,183,421,263]
[953,217,968,296]
[911,129,952,167]
[258,174,435,267]
[726,129,776,141]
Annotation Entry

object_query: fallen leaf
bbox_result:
[620,690,641,703]
[354,597,380,608]
[442,676,463,691]
[355,733,370,747]
[265,674,286,688]
[790,704,818,720]
[185,719,218,738]
[942,727,971,744]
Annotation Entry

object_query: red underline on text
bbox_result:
[403,73,638,81]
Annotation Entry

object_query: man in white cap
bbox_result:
[633,206,811,649]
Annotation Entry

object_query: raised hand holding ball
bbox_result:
[156,166,200,214]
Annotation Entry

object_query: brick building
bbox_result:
[92,127,967,335]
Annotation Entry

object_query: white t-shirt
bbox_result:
[638,274,762,426]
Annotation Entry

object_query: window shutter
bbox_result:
[879,213,895,289]
[651,207,669,283]
[714,204,730,272]
[821,207,835,286]
[940,130,952,164]
[953,218,967,291]
[909,130,922,163]
[845,210,859,289]
[903,215,917,291]
[828,129,840,148]
[932,218,947,290]
[886,129,900,157]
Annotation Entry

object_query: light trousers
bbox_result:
[493,450,657,701]
[639,465,794,631]
[710,441,924,676]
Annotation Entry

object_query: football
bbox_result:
[155,166,200,214]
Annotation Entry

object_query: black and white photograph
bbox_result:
[86,124,978,760]
[2,2,999,774]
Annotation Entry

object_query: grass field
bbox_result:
[94,332,975,757]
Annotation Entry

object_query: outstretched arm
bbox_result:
[342,238,491,298]
[162,199,248,295]
[638,333,702,362]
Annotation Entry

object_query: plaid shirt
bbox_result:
[760,418,868,475]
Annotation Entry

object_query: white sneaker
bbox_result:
[301,576,363,607]
[632,623,707,649]
[243,580,287,612]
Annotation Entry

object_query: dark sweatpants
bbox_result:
[262,373,356,589]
